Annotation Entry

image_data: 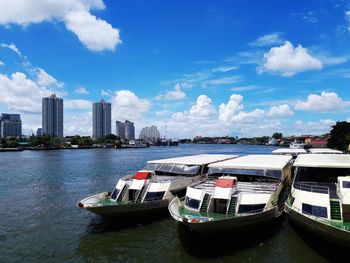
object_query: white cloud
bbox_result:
[0,43,21,56]
[189,95,216,118]
[346,10,350,32]
[267,104,294,117]
[64,111,92,136]
[258,41,323,76]
[157,83,186,100]
[249,32,283,47]
[101,89,113,97]
[65,99,91,109]
[0,72,58,113]
[36,68,63,87]
[347,118,350,122]
[231,85,257,92]
[295,91,350,112]
[0,0,121,52]
[0,60,4,66]
[219,94,244,123]
[212,66,238,72]
[111,90,151,121]
[203,76,241,86]
[293,119,335,135]
[230,109,265,123]
[64,10,121,52]
[74,86,89,94]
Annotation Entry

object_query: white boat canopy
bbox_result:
[308,148,343,154]
[208,155,292,170]
[294,154,350,168]
[147,154,237,166]
[272,148,307,155]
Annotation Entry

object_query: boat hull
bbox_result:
[169,198,282,234]
[78,192,170,219]
[285,204,350,247]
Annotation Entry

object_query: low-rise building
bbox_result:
[0,113,22,138]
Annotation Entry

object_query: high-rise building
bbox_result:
[116,121,125,140]
[42,94,64,138]
[36,128,43,136]
[124,120,135,140]
[0,113,22,138]
[139,126,160,141]
[92,99,111,138]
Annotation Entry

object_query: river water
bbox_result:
[0,144,343,262]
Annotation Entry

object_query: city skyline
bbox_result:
[0,1,350,138]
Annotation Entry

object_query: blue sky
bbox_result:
[0,0,350,138]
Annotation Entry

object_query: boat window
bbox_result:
[170,164,185,174]
[295,167,350,183]
[144,163,162,171]
[302,203,327,218]
[144,191,165,201]
[208,167,282,179]
[157,163,174,173]
[343,181,350,188]
[182,165,200,175]
[238,204,265,214]
[185,197,201,209]
[111,189,120,200]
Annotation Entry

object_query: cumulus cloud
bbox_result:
[189,95,216,118]
[36,68,63,87]
[295,91,350,112]
[258,41,323,76]
[0,0,121,52]
[0,72,58,113]
[249,32,283,47]
[111,90,151,121]
[0,60,4,66]
[74,86,89,94]
[156,83,186,100]
[267,104,294,117]
[64,111,92,136]
[219,94,244,123]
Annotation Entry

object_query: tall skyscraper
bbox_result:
[139,126,160,141]
[0,113,22,138]
[115,121,125,140]
[92,99,111,138]
[42,94,64,138]
[124,120,135,140]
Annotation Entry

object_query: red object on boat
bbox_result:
[133,171,151,180]
[216,177,236,188]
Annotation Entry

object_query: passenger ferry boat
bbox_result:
[169,155,293,233]
[77,154,235,219]
[285,154,350,246]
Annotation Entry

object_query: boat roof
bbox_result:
[272,148,307,154]
[308,148,343,154]
[208,155,292,170]
[294,154,350,168]
[147,154,237,166]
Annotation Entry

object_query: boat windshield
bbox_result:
[295,167,350,183]
[144,163,200,175]
[208,167,282,180]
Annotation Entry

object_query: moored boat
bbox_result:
[169,155,293,234]
[77,154,236,219]
[285,154,350,247]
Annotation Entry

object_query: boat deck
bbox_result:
[193,179,278,195]
[294,181,339,199]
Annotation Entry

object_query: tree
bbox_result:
[272,132,283,139]
[105,134,117,140]
[327,121,350,152]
